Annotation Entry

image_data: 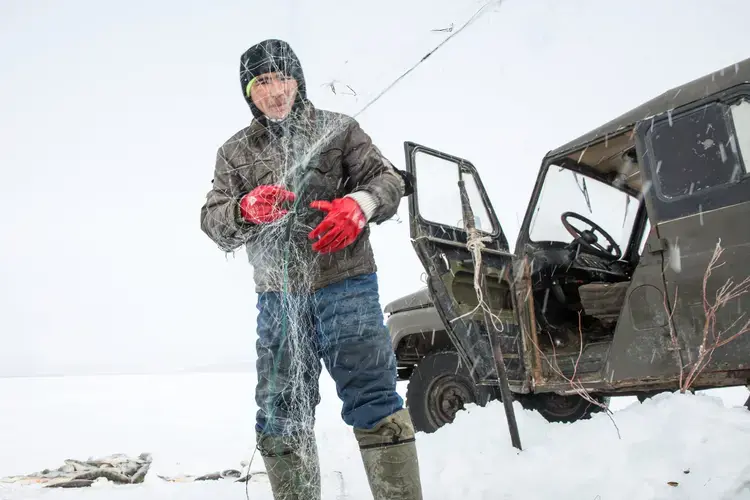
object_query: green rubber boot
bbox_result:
[354,408,424,500]
[256,431,321,500]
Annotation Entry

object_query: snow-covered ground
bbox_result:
[1,373,748,500]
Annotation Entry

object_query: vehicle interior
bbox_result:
[520,135,651,353]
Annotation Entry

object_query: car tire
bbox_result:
[518,392,608,423]
[405,350,494,434]
[397,365,415,381]
[636,390,664,403]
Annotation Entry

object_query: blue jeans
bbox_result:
[254,273,403,435]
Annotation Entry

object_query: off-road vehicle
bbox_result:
[386,56,750,434]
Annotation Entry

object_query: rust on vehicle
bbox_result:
[514,256,544,390]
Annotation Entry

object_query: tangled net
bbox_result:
[228,104,357,494]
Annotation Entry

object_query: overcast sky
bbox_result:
[2,0,750,376]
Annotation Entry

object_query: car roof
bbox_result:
[546,56,750,160]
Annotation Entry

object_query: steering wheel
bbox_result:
[561,211,622,261]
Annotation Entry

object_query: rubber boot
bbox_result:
[354,408,424,500]
[256,430,321,500]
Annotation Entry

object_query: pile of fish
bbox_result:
[0,453,153,488]
[0,453,267,488]
[157,468,246,482]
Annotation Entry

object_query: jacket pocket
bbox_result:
[232,163,255,194]
[316,148,342,174]
[252,158,277,186]
[306,148,344,198]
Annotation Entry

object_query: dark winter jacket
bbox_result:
[200,104,406,293]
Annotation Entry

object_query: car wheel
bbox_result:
[406,350,494,434]
[519,392,608,423]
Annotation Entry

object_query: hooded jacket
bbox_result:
[200,104,406,293]
[200,40,407,292]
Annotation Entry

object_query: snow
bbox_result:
[1,373,748,499]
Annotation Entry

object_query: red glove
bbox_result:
[308,197,366,254]
[239,185,296,224]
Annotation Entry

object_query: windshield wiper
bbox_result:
[573,172,592,213]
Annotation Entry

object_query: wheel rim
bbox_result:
[426,374,475,428]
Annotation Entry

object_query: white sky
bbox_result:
[2,0,750,376]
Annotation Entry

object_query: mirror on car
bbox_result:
[413,150,493,233]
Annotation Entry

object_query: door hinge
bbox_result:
[648,238,668,254]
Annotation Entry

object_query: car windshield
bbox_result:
[528,165,639,254]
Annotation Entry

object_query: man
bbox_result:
[200,39,423,500]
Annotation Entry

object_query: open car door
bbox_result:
[403,142,527,390]
[634,94,750,389]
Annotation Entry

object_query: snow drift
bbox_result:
[1,373,748,499]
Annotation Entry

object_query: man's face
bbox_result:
[249,72,299,120]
